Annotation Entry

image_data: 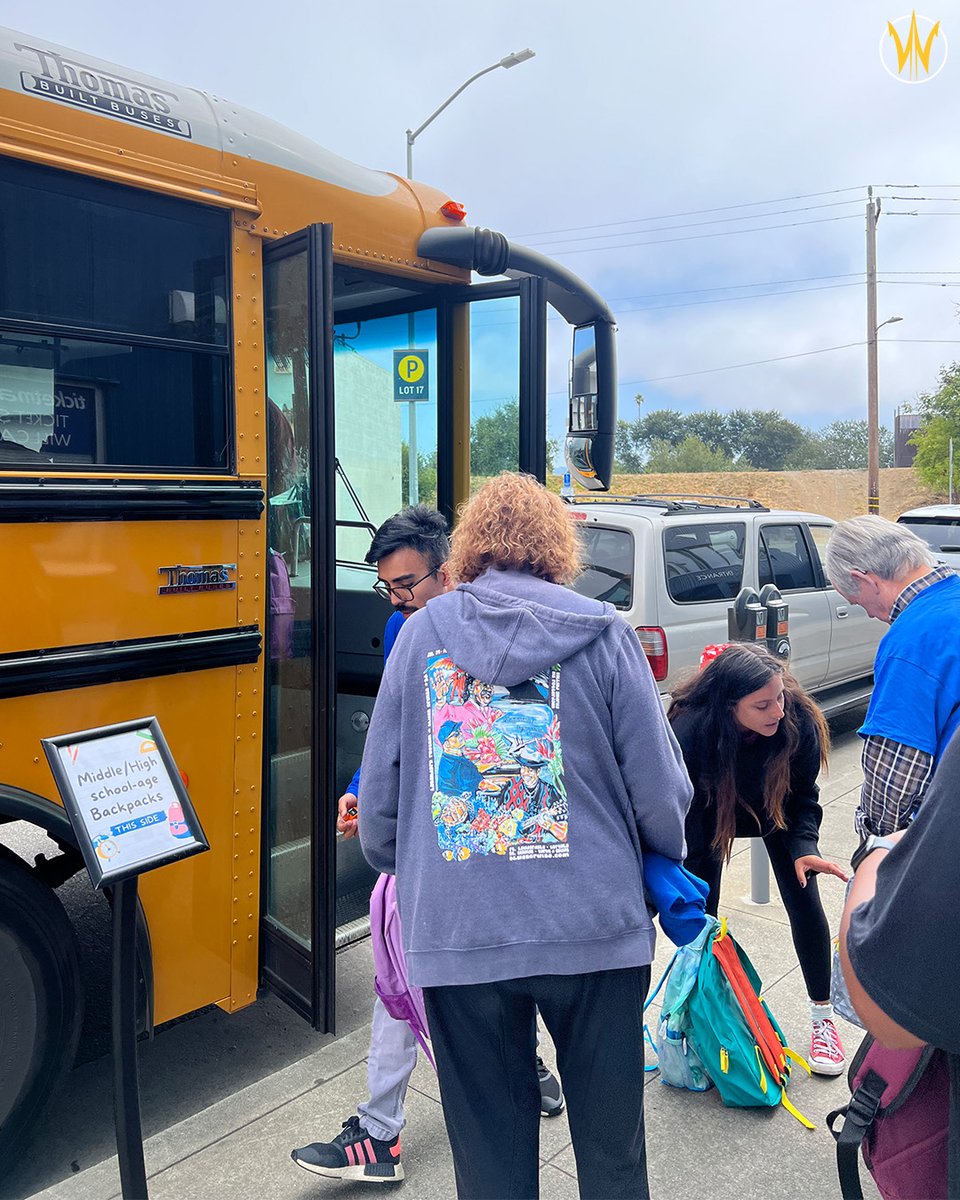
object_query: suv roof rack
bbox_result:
[563,493,769,514]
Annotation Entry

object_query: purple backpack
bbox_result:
[827,1034,959,1199]
[369,874,434,1068]
[268,550,294,661]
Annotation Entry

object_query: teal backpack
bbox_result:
[647,917,814,1128]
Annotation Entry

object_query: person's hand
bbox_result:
[794,854,849,887]
[338,793,359,839]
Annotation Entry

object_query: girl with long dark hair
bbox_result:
[668,643,849,1075]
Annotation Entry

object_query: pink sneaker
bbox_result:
[809,1016,845,1076]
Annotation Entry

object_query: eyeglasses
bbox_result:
[372,569,437,602]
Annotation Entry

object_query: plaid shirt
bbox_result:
[857,566,954,836]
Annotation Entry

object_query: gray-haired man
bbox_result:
[826,514,960,837]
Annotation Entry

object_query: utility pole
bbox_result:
[866,187,880,515]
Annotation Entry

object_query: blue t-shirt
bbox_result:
[346,609,405,797]
[860,573,960,761]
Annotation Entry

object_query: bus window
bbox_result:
[468,296,521,491]
[265,247,314,951]
[334,306,439,572]
[0,157,230,470]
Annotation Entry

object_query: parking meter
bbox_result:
[759,583,790,661]
[727,586,767,644]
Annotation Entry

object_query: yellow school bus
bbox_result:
[0,26,616,1149]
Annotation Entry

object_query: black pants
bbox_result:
[686,828,831,1000]
[423,965,651,1200]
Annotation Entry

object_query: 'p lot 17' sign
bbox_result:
[393,350,430,401]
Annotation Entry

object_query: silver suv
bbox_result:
[568,494,881,712]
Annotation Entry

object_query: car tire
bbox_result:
[0,844,83,1161]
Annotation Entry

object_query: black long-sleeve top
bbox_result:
[670,700,824,866]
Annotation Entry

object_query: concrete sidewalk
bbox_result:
[24,740,875,1200]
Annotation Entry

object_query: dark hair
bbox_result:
[365,504,450,572]
[667,643,830,861]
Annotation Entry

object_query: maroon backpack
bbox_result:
[827,1034,959,1200]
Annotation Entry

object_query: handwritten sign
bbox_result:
[42,717,208,888]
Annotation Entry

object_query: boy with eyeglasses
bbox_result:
[292,505,563,1185]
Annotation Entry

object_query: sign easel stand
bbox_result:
[42,717,208,1200]
[112,876,147,1199]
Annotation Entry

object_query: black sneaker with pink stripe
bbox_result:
[292,1115,404,1183]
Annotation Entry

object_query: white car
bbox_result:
[568,494,882,713]
[896,504,960,570]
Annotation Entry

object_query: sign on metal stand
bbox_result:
[42,718,208,1200]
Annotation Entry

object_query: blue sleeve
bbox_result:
[860,653,943,756]
[383,610,404,661]
[349,611,405,797]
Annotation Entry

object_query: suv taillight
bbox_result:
[635,626,668,681]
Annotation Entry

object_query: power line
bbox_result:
[510,185,870,240]
[614,281,863,316]
[602,273,864,302]
[524,200,865,250]
[877,279,960,287]
[623,342,866,385]
[621,338,960,387]
[541,213,864,257]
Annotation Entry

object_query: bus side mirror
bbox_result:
[565,321,616,492]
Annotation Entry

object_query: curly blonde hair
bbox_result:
[448,472,582,585]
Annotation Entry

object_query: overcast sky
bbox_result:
[6,1,960,441]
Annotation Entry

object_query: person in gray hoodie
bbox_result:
[359,473,693,1200]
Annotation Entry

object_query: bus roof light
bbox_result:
[440,201,467,222]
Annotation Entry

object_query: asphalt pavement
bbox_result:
[4,708,876,1200]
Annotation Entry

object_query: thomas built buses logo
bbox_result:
[15,42,192,137]
[881,12,947,82]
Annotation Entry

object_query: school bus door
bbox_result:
[261,225,338,1031]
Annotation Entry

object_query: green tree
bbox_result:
[726,409,808,470]
[644,435,735,473]
[614,418,646,473]
[911,362,960,492]
[683,410,734,458]
[401,443,438,505]
[638,407,686,447]
[804,420,895,469]
[471,399,520,477]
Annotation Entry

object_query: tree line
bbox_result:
[615,404,894,474]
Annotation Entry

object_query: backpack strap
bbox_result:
[643,948,680,1013]
[780,1091,816,1131]
[826,1068,886,1200]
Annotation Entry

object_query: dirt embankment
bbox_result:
[552,468,942,521]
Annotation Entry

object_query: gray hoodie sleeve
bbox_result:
[610,627,693,858]
[357,660,402,876]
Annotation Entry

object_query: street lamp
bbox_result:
[867,314,903,515]
[405,49,535,180]
[402,48,535,502]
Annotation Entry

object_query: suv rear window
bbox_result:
[572,526,633,609]
[664,523,745,603]
[898,515,960,554]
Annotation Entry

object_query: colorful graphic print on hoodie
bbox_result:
[424,650,567,862]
